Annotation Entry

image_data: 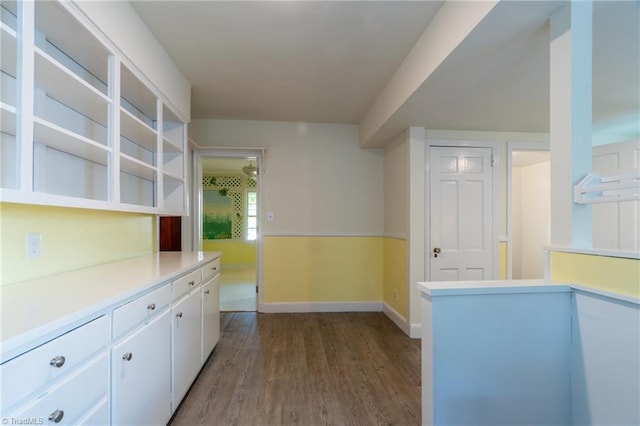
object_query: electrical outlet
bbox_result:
[26,233,42,258]
[393,289,398,301]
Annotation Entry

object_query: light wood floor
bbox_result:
[169,312,422,426]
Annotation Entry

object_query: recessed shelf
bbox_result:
[35,1,109,87]
[121,64,157,122]
[120,153,157,182]
[121,107,157,152]
[1,102,16,136]
[1,23,17,78]
[33,117,110,166]
[163,137,183,154]
[35,48,110,127]
[0,2,18,32]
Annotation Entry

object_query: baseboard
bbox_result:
[259,301,383,313]
[410,323,422,339]
[382,303,411,336]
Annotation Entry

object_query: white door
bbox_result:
[202,275,220,362]
[429,146,494,281]
[592,140,640,252]
[112,310,172,426]
[172,289,202,409]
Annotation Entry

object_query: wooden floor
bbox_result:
[169,312,422,426]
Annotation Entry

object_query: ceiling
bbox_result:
[201,157,256,174]
[131,1,639,137]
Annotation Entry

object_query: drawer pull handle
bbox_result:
[176,312,183,318]
[147,303,156,311]
[49,356,66,368]
[49,409,64,423]
[188,280,195,286]
[122,352,133,361]
[204,290,210,295]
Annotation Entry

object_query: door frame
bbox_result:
[190,145,266,311]
[425,139,499,282]
[506,141,550,279]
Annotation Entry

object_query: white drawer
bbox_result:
[202,258,221,282]
[76,398,109,426]
[173,269,201,301]
[112,284,171,340]
[0,316,109,412]
[9,354,109,425]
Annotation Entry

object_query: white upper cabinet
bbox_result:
[0,0,188,215]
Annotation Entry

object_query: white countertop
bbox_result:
[0,251,220,363]
[417,279,572,297]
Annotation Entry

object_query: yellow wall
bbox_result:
[383,237,408,319]
[202,239,256,266]
[0,203,155,285]
[262,236,382,303]
[498,241,508,280]
[550,251,640,298]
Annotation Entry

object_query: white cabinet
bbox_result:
[111,309,171,426]
[171,288,203,410]
[0,0,187,214]
[202,274,220,363]
[0,316,109,424]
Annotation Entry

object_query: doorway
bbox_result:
[196,155,260,312]
[507,143,550,279]
[428,145,495,281]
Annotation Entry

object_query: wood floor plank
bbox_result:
[169,312,421,426]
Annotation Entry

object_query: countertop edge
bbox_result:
[0,251,221,363]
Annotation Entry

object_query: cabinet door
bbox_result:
[202,275,220,362]
[112,309,171,426]
[172,289,202,409]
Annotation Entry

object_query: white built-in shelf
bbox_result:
[1,103,16,135]
[3,0,187,215]
[121,64,157,122]
[120,107,157,152]
[120,153,157,182]
[34,117,111,166]
[163,170,184,182]
[35,1,109,89]
[163,137,183,153]
[0,2,17,32]
[1,23,17,77]
[34,48,110,126]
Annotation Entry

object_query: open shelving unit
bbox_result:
[0,0,187,214]
[1,1,19,190]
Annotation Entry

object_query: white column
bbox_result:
[549,1,593,248]
[408,126,426,335]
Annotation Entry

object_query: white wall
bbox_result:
[74,1,191,121]
[513,160,551,279]
[190,119,384,236]
[383,131,409,238]
[572,291,640,425]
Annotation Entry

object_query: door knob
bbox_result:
[433,247,441,258]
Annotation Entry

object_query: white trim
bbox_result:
[571,285,640,306]
[410,323,422,339]
[547,246,640,260]
[506,142,551,279]
[499,237,508,243]
[259,301,382,313]
[382,303,410,336]
[383,233,407,240]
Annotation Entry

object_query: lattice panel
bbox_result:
[246,177,257,188]
[229,190,243,239]
[216,176,242,188]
